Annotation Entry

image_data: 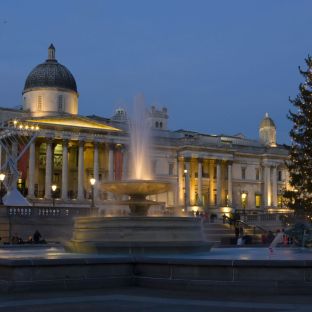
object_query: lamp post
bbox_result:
[184,169,188,211]
[51,184,57,207]
[241,191,247,221]
[90,178,96,214]
[0,173,5,205]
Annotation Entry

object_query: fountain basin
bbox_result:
[102,180,172,216]
[102,180,172,196]
[66,216,212,254]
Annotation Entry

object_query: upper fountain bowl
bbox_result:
[102,180,172,197]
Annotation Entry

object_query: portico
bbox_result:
[23,116,124,202]
[176,152,283,213]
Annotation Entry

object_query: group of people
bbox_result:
[10,230,45,245]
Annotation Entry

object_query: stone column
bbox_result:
[61,140,69,200]
[178,157,184,206]
[44,140,53,199]
[28,141,36,197]
[93,142,99,199]
[272,166,278,207]
[216,160,222,206]
[0,145,2,169]
[77,141,85,200]
[263,165,271,207]
[227,161,233,207]
[108,144,114,181]
[122,146,128,180]
[184,158,191,208]
[197,158,203,205]
[107,144,114,200]
[209,160,214,206]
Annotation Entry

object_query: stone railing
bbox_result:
[243,213,293,227]
[6,206,90,218]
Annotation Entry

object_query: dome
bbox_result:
[23,44,77,94]
[260,112,275,128]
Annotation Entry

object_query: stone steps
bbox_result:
[202,222,264,245]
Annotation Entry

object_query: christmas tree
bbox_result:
[284,56,312,217]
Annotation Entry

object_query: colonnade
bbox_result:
[178,157,280,209]
[178,157,233,208]
[27,139,127,201]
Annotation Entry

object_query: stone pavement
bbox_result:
[0,287,312,312]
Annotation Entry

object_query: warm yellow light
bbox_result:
[192,206,199,212]
[220,206,232,214]
[51,185,57,192]
[31,126,34,130]
[184,169,188,174]
[90,178,96,186]
[25,125,29,130]
[35,126,39,130]
[19,124,23,129]
[241,192,247,200]
[25,118,121,131]
[13,120,17,126]
[0,173,5,181]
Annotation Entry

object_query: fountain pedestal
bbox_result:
[67,216,211,254]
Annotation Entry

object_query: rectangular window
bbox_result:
[278,170,282,181]
[256,168,260,180]
[278,195,283,207]
[168,163,174,176]
[58,95,63,112]
[255,194,261,208]
[241,167,246,180]
[37,96,42,111]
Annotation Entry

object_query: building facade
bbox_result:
[0,45,290,214]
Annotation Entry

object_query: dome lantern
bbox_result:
[47,43,56,61]
[259,112,276,147]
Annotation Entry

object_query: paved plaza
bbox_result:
[0,287,312,312]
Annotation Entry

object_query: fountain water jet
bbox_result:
[67,94,211,254]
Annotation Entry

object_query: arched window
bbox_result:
[155,121,159,128]
[159,122,163,128]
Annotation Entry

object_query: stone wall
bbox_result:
[0,255,312,294]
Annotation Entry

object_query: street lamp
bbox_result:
[0,173,5,205]
[51,184,57,207]
[90,178,96,213]
[183,169,188,211]
[241,191,247,220]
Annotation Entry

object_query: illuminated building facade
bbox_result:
[0,45,289,214]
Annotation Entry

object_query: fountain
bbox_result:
[67,94,211,254]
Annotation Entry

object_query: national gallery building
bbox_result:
[0,45,289,214]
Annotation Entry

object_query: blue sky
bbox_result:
[1,0,312,143]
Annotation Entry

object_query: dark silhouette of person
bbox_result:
[33,230,42,243]
[235,226,240,239]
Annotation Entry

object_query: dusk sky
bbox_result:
[1,0,312,144]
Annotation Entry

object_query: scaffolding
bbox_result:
[0,121,39,205]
